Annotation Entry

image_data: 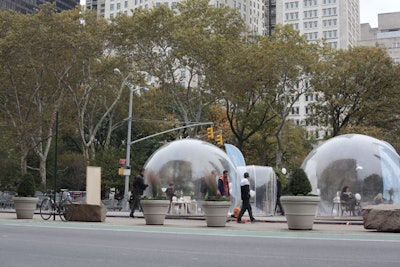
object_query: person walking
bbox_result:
[130,168,148,218]
[275,173,285,216]
[237,172,255,223]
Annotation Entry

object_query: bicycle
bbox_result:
[40,189,74,221]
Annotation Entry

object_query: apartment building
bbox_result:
[85,0,105,16]
[0,0,80,13]
[87,0,270,35]
[359,12,400,64]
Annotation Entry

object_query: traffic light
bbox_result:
[207,127,214,140]
[216,134,223,146]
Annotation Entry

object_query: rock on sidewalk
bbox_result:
[69,203,107,222]
[363,204,400,232]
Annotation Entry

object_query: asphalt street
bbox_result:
[1,212,400,267]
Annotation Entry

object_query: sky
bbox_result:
[79,0,400,28]
[360,0,400,27]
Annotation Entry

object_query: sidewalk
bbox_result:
[0,210,368,235]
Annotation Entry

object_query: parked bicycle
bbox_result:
[40,189,74,221]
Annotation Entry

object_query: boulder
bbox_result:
[69,203,107,222]
[362,204,400,232]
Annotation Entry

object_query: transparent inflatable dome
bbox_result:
[143,139,239,209]
[302,134,400,216]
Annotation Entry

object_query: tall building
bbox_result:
[276,0,360,49]
[95,0,359,46]
[359,12,400,64]
[0,0,80,13]
[92,0,269,35]
[85,0,105,17]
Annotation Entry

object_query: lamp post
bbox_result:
[114,68,142,211]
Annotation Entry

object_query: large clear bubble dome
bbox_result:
[302,134,400,216]
[143,139,239,204]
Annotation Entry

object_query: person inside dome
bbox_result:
[341,186,356,215]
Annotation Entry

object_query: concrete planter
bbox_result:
[13,197,38,219]
[202,201,231,227]
[141,200,170,225]
[281,196,320,230]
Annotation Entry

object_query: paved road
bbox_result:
[1,212,400,267]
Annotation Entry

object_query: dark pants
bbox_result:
[167,200,172,214]
[238,199,254,221]
[130,194,142,216]
[275,196,284,215]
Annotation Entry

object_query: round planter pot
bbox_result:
[202,201,231,227]
[280,196,320,230]
[13,197,38,219]
[141,200,170,225]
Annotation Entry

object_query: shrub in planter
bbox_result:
[281,167,320,230]
[141,170,168,225]
[16,173,36,197]
[202,170,231,227]
[13,173,38,219]
[288,167,312,196]
[144,170,166,200]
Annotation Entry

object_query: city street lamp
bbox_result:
[114,68,143,211]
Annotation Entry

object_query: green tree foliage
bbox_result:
[213,25,321,169]
[212,39,277,151]
[111,0,245,138]
[309,46,400,139]
[0,4,136,190]
[2,1,400,195]
[264,25,322,169]
[0,4,114,187]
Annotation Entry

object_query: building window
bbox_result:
[392,42,400,48]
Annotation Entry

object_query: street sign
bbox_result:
[119,158,127,165]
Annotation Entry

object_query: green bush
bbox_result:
[204,194,230,201]
[16,173,36,197]
[288,167,312,196]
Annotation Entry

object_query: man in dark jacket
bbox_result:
[130,168,148,218]
[275,174,285,216]
[237,172,255,223]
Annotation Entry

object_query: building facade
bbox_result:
[85,0,105,17]
[0,0,79,13]
[359,12,400,64]
[276,0,360,49]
